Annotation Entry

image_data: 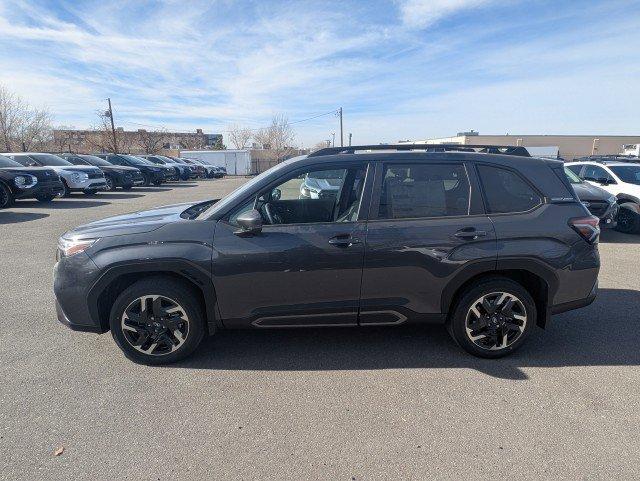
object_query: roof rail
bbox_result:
[574,154,640,164]
[308,143,531,158]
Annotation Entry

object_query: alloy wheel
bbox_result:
[105,177,115,191]
[465,291,527,350]
[0,185,9,208]
[120,295,190,356]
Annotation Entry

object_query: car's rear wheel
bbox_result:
[153,180,162,186]
[109,278,206,365]
[615,204,640,234]
[447,278,535,358]
[142,174,152,187]
[83,189,98,195]
[0,183,14,209]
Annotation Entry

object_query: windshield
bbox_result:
[564,167,582,184]
[0,155,22,167]
[80,155,112,167]
[609,166,640,185]
[121,155,153,165]
[32,153,73,166]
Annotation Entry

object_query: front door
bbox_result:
[360,160,497,324]
[212,162,370,328]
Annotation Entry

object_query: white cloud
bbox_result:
[396,0,494,29]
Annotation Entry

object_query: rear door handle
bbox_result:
[454,229,487,240]
[329,234,361,247]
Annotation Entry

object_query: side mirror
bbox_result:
[271,188,281,201]
[235,209,263,236]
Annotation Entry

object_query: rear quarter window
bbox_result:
[477,165,542,214]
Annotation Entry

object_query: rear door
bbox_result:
[359,159,496,324]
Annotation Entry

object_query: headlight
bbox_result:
[57,237,97,257]
[68,172,89,183]
[14,174,37,188]
[607,195,616,204]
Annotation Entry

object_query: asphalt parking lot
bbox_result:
[1,178,639,480]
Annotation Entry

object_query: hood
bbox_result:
[100,165,139,173]
[64,201,205,240]
[0,166,59,180]
[46,165,102,175]
[572,182,612,202]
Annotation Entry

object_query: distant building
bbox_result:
[52,128,223,155]
[399,132,640,160]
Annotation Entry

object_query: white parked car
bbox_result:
[565,160,640,233]
[7,153,107,196]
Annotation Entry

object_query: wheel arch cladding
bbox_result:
[89,265,217,334]
[444,269,552,328]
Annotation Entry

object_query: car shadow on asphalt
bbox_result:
[97,193,145,199]
[0,211,49,224]
[165,182,197,188]
[17,199,111,209]
[175,288,640,380]
[600,230,640,244]
[131,187,172,192]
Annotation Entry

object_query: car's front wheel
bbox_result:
[615,204,640,234]
[109,278,206,364]
[35,194,55,203]
[0,183,14,209]
[447,278,535,358]
[105,176,116,191]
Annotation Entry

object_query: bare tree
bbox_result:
[227,124,252,150]
[254,114,296,162]
[311,140,330,152]
[0,85,52,151]
[137,128,167,154]
[179,134,205,150]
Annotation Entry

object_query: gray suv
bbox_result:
[54,145,600,364]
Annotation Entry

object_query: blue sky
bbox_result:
[1,0,639,147]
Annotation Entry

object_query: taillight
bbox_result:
[569,216,600,243]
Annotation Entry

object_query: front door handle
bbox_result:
[328,235,361,247]
[454,228,487,240]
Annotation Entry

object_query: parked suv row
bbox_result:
[54,144,600,364]
[60,154,145,190]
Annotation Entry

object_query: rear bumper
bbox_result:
[552,280,598,315]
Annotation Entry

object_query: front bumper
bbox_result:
[64,175,108,191]
[14,180,65,199]
[54,254,105,333]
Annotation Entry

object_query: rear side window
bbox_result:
[378,163,470,219]
[477,165,542,214]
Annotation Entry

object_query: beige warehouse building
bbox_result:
[400,132,640,160]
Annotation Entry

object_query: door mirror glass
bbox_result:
[235,209,263,236]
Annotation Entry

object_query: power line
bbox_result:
[116,109,339,133]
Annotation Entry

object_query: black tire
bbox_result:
[122,185,132,191]
[109,277,206,365]
[0,182,14,209]
[35,194,55,203]
[446,277,536,358]
[153,180,162,186]
[615,205,640,234]
[61,180,71,197]
[105,176,116,191]
[83,189,98,195]
[142,174,152,187]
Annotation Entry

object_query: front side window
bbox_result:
[477,165,542,214]
[229,165,366,226]
[582,165,614,183]
[378,163,470,219]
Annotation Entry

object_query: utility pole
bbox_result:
[331,132,335,147]
[338,107,343,147]
[348,133,352,147]
[106,98,118,153]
